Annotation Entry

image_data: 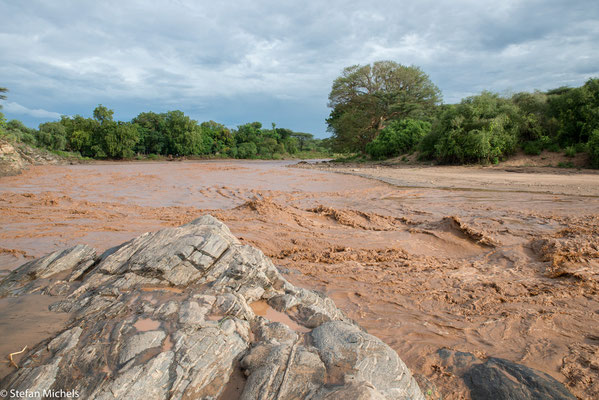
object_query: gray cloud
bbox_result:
[1,0,598,135]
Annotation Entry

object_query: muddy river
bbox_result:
[1,160,598,399]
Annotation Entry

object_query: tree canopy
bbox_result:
[327,61,441,152]
[1,103,330,160]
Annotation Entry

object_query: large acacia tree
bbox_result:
[327,61,441,152]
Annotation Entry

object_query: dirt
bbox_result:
[1,160,598,399]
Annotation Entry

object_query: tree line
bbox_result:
[0,101,330,159]
[327,61,599,168]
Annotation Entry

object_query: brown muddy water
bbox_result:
[1,160,598,399]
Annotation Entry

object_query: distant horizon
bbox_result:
[2,0,598,138]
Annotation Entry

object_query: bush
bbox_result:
[423,93,520,164]
[589,130,599,168]
[557,161,574,168]
[236,142,257,158]
[574,142,588,153]
[546,142,561,152]
[366,119,431,159]
[522,140,543,155]
[564,146,576,157]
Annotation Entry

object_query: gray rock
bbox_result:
[0,244,96,296]
[436,348,576,400]
[119,330,166,364]
[311,321,423,400]
[0,215,424,400]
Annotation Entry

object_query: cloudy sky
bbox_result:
[1,0,598,137]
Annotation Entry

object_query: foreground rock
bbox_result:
[0,215,424,399]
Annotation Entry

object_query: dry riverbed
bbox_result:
[1,160,598,399]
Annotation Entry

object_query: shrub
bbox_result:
[589,130,599,168]
[424,93,520,164]
[557,161,574,168]
[564,146,576,157]
[236,142,257,159]
[574,142,588,153]
[546,142,561,152]
[366,119,431,159]
[522,140,543,155]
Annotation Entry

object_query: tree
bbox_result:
[102,122,139,158]
[162,110,210,156]
[290,132,313,151]
[236,142,257,158]
[201,120,234,153]
[133,111,167,155]
[0,87,7,135]
[366,119,431,159]
[37,121,67,151]
[421,92,520,164]
[327,61,441,152]
[235,122,262,145]
[589,129,599,168]
[5,119,37,144]
[549,78,599,146]
[93,104,114,125]
[0,87,7,109]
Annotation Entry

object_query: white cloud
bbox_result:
[3,102,61,120]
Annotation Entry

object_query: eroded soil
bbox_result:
[1,160,598,399]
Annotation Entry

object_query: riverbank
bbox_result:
[295,159,599,197]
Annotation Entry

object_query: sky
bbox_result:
[1,0,598,138]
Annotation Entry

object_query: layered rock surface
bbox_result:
[0,215,424,399]
[0,139,64,177]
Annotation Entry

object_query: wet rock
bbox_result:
[312,321,423,399]
[0,215,424,399]
[0,244,96,296]
[436,348,576,400]
[118,330,166,364]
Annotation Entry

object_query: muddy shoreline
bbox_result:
[1,160,598,399]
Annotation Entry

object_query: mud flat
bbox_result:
[1,160,598,399]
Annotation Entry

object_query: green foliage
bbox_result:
[3,119,37,144]
[522,140,543,155]
[511,91,557,141]
[574,142,588,153]
[133,112,166,155]
[103,122,139,158]
[422,92,520,164]
[366,119,431,159]
[236,142,257,158]
[201,120,234,154]
[327,61,441,152]
[564,146,576,157]
[37,121,67,151]
[0,87,7,109]
[290,132,314,151]
[589,130,599,168]
[557,161,575,168]
[549,78,599,146]
[93,105,114,125]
